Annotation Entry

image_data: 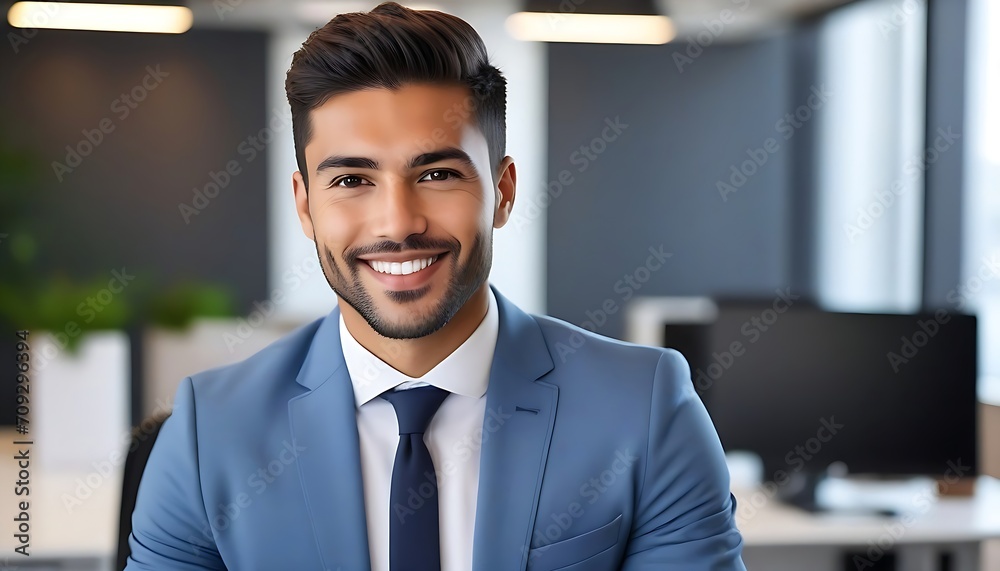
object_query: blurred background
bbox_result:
[0,0,997,569]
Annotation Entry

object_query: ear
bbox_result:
[292,171,315,240]
[492,156,516,229]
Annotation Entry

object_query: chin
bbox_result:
[372,315,449,340]
[365,294,448,338]
[381,284,435,305]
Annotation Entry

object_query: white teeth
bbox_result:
[367,256,438,276]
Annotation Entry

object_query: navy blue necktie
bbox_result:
[380,385,450,571]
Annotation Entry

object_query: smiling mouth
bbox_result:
[364,255,441,276]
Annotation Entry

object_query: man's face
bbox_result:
[293,84,514,339]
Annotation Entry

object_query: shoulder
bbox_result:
[532,312,686,370]
[529,313,692,401]
[160,316,331,451]
[184,316,325,407]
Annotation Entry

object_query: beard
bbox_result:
[315,231,492,339]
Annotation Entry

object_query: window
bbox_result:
[964,0,1000,386]
[815,0,926,313]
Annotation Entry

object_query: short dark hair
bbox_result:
[284,1,507,189]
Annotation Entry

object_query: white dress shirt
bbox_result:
[338,287,498,571]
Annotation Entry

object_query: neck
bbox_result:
[340,283,490,377]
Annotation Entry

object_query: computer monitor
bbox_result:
[667,304,978,495]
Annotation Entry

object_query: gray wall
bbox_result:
[0,26,269,311]
[0,25,269,424]
[922,0,968,306]
[546,37,795,339]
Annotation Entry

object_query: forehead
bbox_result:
[304,84,484,168]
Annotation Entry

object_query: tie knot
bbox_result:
[379,385,449,435]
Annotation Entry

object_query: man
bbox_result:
[126,3,746,570]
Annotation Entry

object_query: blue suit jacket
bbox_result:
[127,286,745,570]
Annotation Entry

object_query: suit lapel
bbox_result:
[472,286,558,571]
[287,307,372,571]
[285,287,559,571]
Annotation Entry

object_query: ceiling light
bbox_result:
[7,2,193,34]
[506,12,674,45]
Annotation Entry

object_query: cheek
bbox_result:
[428,190,490,230]
[312,203,359,256]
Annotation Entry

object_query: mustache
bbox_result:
[344,235,461,262]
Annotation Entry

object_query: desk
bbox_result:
[736,476,1000,571]
[3,423,998,571]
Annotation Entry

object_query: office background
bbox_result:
[0,0,998,569]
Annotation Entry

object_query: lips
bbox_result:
[365,255,439,276]
[358,252,448,291]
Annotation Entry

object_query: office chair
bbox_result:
[116,411,171,571]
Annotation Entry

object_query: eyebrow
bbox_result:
[315,147,479,176]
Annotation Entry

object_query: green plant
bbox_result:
[148,281,236,330]
[0,142,237,350]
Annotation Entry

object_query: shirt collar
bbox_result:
[339,286,499,407]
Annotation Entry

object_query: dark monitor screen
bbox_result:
[668,306,978,477]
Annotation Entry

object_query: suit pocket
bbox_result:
[526,513,623,571]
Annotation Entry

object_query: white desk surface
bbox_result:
[736,476,1000,546]
[3,426,1000,558]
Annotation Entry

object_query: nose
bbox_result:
[373,178,428,243]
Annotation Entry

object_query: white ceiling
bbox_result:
[193,0,856,41]
[661,0,854,40]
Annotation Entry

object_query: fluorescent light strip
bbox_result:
[7,2,193,34]
[506,12,674,45]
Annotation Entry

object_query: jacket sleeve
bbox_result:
[620,350,747,570]
[125,377,227,570]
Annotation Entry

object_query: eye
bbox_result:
[330,175,370,189]
[418,169,459,182]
